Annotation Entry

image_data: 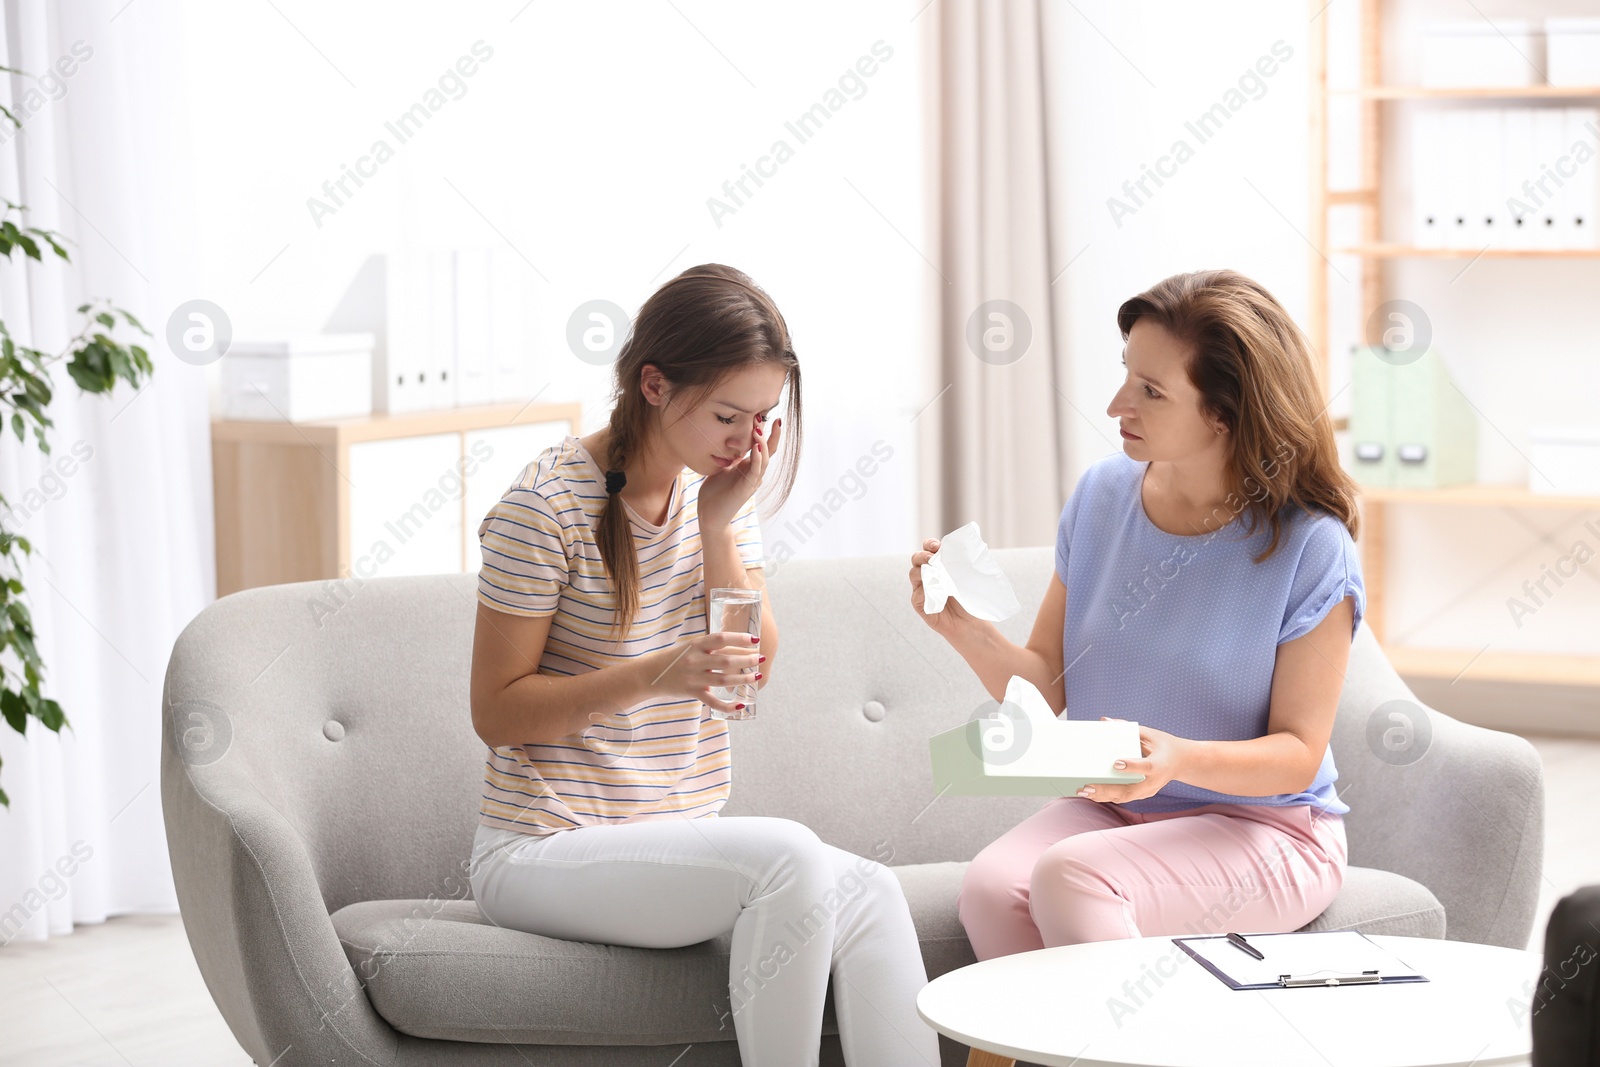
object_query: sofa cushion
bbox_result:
[1302,864,1447,938]
[330,861,1441,1045]
[330,862,971,1045]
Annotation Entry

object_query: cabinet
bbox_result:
[213,401,580,596]
[1308,0,1600,688]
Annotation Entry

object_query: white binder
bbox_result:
[1412,110,1445,249]
[1467,108,1503,247]
[1441,109,1474,250]
[1502,108,1539,249]
[454,248,495,407]
[1533,108,1568,250]
[489,247,539,403]
[426,249,456,409]
[1564,106,1599,249]
[384,250,431,414]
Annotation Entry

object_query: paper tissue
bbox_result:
[920,520,1023,621]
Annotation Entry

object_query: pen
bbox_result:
[1227,932,1265,960]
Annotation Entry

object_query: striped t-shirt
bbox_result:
[475,434,764,838]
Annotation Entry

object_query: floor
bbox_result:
[1,734,1596,1067]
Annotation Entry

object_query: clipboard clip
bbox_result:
[1277,970,1383,987]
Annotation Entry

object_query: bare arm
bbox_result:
[469,603,762,749]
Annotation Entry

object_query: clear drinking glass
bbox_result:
[708,587,762,721]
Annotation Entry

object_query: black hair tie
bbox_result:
[605,470,627,495]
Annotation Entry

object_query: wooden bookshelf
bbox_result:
[1385,646,1600,688]
[1332,243,1600,259]
[1333,84,1600,99]
[1359,483,1600,511]
[212,400,581,597]
[1308,0,1600,690]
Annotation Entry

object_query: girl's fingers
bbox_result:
[705,631,754,651]
[700,688,742,714]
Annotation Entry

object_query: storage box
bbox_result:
[1546,18,1600,87]
[928,676,1145,797]
[1348,346,1478,489]
[1422,20,1544,89]
[1527,425,1600,495]
[223,334,374,422]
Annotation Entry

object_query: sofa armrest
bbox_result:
[1337,629,1546,949]
[162,744,403,1065]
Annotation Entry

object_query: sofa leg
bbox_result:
[965,1050,1016,1067]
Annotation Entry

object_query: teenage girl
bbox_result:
[469,263,941,1065]
[913,269,1364,957]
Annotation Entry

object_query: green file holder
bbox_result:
[1348,345,1477,489]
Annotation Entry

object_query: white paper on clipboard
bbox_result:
[1175,931,1426,987]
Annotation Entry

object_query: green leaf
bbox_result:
[38,699,64,732]
[0,689,24,735]
[9,412,20,442]
[119,308,148,333]
[76,303,91,314]
[94,312,115,331]
[15,233,39,260]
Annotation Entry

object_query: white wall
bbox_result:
[1043,0,1322,483]
[178,0,926,569]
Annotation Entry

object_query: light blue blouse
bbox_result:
[1055,451,1364,816]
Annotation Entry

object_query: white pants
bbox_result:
[469,815,941,1067]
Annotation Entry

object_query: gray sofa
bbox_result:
[161,547,1545,1066]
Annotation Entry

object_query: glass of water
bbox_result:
[708,587,762,721]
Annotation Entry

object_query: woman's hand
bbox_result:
[1074,719,1197,804]
[641,631,764,715]
[909,537,978,642]
[699,417,783,530]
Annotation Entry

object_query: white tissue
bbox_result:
[997,674,1057,728]
[920,520,1022,621]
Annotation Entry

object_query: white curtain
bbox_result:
[918,0,1070,547]
[0,0,209,943]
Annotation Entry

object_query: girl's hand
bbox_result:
[699,417,783,530]
[1074,720,1196,804]
[642,630,764,715]
[909,537,977,641]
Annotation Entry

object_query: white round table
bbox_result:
[917,934,1542,1067]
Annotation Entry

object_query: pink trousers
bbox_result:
[957,797,1348,960]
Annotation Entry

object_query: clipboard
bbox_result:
[1172,930,1430,990]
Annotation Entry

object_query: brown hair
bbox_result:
[1116,269,1360,563]
[598,263,803,640]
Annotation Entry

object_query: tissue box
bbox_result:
[223,334,375,422]
[1528,426,1600,495]
[929,674,1146,797]
[1422,20,1544,88]
[1348,346,1477,489]
[1547,18,1600,87]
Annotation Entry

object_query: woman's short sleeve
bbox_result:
[1278,513,1366,645]
[1055,471,1090,585]
[731,494,764,569]
[476,488,571,617]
